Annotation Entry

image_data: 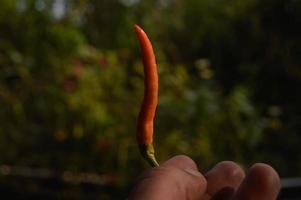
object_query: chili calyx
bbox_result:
[134,24,159,167]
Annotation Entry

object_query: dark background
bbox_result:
[0,0,301,199]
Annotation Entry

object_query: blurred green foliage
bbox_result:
[1,0,301,198]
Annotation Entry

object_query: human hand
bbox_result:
[129,155,280,200]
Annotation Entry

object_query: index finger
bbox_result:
[160,155,199,170]
[128,155,206,200]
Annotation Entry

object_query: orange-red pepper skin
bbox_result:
[134,25,158,145]
[134,24,159,167]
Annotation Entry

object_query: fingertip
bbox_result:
[183,167,207,199]
[211,161,246,183]
[233,163,280,200]
[183,167,207,185]
[205,161,245,199]
[248,163,281,192]
[161,155,199,170]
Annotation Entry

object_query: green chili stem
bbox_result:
[139,144,159,167]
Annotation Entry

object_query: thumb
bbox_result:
[129,155,207,200]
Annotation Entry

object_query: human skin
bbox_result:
[128,155,280,200]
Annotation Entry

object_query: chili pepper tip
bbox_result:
[134,24,143,34]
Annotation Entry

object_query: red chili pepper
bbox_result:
[134,24,159,167]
